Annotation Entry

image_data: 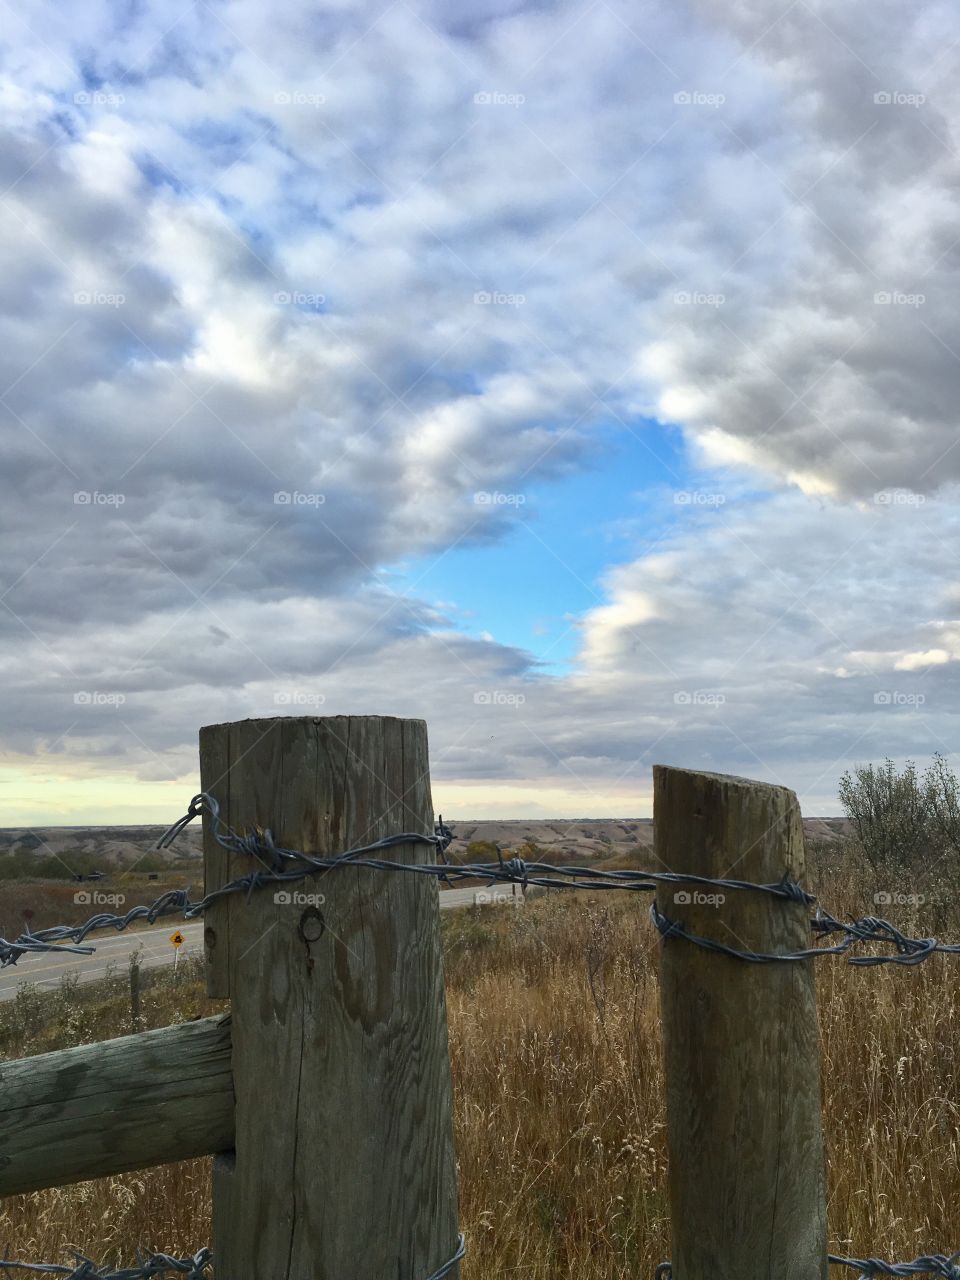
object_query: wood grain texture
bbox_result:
[0,1014,233,1196]
[198,715,460,1280]
[654,766,827,1280]
[199,720,234,998]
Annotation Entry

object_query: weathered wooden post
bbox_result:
[199,715,460,1279]
[654,766,827,1280]
[129,948,141,1031]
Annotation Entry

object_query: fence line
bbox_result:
[0,1240,467,1280]
[1,721,956,1279]
[5,1241,956,1280]
[4,790,959,969]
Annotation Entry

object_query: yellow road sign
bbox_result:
[170,930,184,948]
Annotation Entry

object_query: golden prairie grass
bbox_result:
[1,862,958,1277]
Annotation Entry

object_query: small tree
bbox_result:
[838,758,929,871]
[839,754,960,883]
[923,752,960,863]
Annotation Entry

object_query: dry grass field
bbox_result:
[1,853,958,1277]
[0,866,202,939]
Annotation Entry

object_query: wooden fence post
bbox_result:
[654,766,827,1280]
[129,949,141,1032]
[198,715,460,1280]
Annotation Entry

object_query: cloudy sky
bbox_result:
[1,0,959,824]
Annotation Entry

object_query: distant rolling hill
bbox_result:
[0,825,203,870]
[0,815,850,874]
[442,817,851,864]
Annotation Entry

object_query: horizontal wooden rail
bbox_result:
[0,1013,233,1196]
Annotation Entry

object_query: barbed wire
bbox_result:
[0,792,813,967]
[2,791,959,969]
[830,1254,960,1278]
[651,902,960,966]
[0,1237,466,1280]
[0,888,195,964]
[0,1250,212,1278]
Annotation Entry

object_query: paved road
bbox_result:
[0,883,521,1002]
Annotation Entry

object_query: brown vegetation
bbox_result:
[1,853,958,1277]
